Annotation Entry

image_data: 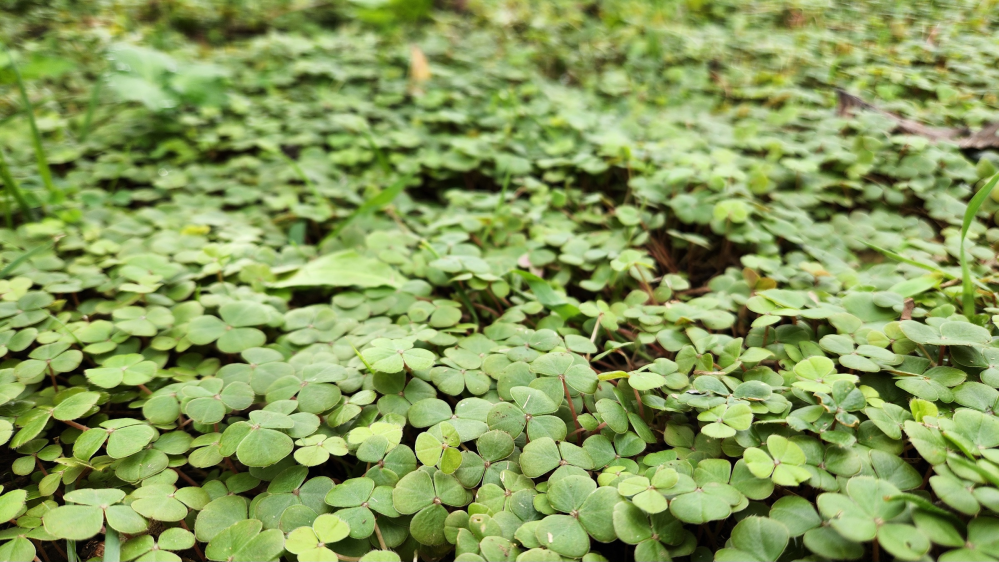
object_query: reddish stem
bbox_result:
[561,377,583,444]
[61,419,88,431]
[179,520,207,562]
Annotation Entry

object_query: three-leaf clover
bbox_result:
[613,500,691,561]
[393,469,472,545]
[285,514,351,561]
[325,477,398,539]
[187,302,273,353]
[85,353,157,388]
[361,337,436,373]
[43,488,147,540]
[416,421,463,473]
[743,435,811,486]
[204,519,285,562]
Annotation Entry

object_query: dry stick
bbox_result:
[179,520,206,562]
[561,377,583,445]
[373,519,388,550]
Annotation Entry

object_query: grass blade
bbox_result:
[263,144,332,216]
[324,175,409,242]
[511,270,580,320]
[103,527,120,562]
[960,172,999,316]
[482,170,512,242]
[1,43,62,203]
[861,240,953,277]
[79,74,103,143]
[0,241,53,279]
[363,131,390,173]
[0,148,38,222]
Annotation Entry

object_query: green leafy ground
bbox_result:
[2,1,999,561]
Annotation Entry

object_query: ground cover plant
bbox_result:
[2,0,999,560]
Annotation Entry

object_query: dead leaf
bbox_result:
[409,44,431,95]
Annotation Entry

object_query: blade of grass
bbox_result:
[861,240,953,276]
[103,527,120,562]
[1,42,62,203]
[482,170,512,242]
[363,131,390,174]
[960,173,999,316]
[78,74,103,143]
[511,270,580,320]
[862,240,990,292]
[0,148,38,222]
[324,175,409,242]
[263,144,332,216]
[0,241,54,279]
[2,187,10,229]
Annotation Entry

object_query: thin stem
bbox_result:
[454,281,480,326]
[32,541,51,562]
[61,419,88,431]
[561,377,582,445]
[373,519,388,550]
[915,343,937,366]
[179,520,206,562]
[633,387,645,418]
[173,468,199,487]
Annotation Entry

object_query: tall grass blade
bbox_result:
[0,241,53,279]
[324,175,409,242]
[79,74,103,143]
[263,144,331,216]
[960,172,999,316]
[2,43,62,203]
[482,171,512,242]
[363,131,391,173]
[0,148,38,222]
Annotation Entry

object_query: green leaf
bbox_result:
[43,505,104,540]
[270,250,406,289]
[715,517,789,562]
[535,514,589,558]
[511,270,580,320]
